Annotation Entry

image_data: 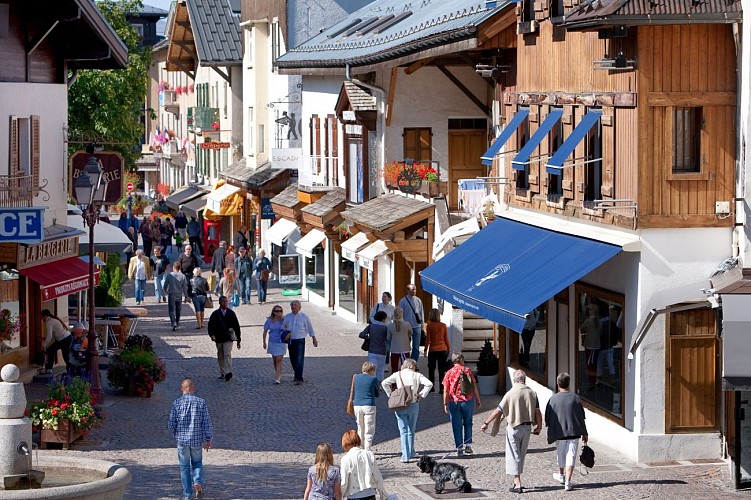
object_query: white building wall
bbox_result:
[301,75,347,186]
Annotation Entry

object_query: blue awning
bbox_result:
[419,218,621,333]
[546,111,602,175]
[481,108,530,166]
[511,109,563,170]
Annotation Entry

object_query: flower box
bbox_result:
[418,181,440,198]
[40,419,82,450]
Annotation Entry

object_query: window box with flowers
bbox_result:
[106,334,167,397]
[27,377,102,449]
[382,161,439,196]
[0,310,21,354]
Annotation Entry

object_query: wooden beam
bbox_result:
[506,91,637,108]
[478,10,517,44]
[169,59,196,80]
[173,40,198,60]
[404,58,435,75]
[176,21,192,31]
[386,67,398,127]
[401,250,428,263]
[426,214,435,266]
[212,67,231,83]
[647,92,736,107]
[382,208,435,235]
[437,65,490,116]
[385,239,427,253]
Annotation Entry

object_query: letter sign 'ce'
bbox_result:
[0,212,36,237]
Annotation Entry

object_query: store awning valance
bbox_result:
[340,232,370,262]
[166,186,204,210]
[546,111,602,174]
[481,108,530,166]
[20,256,100,301]
[295,229,326,258]
[511,109,563,170]
[265,218,299,247]
[419,218,621,333]
[205,183,243,215]
[182,193,208,218]
[356,240,390,271]
[67,215,132,253]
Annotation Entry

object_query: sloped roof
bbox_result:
[563,0,741,29]
[338,82,377,112]
[302,187,346,217]
[166,0,241,72]
[341,194,434,232]
[270,184,301,209]
[221,160,290,189]
[276,0,511,72]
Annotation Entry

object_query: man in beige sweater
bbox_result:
[480,369,542,494]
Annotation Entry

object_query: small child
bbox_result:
[304,442,341,500]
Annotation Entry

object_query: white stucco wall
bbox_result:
[301,75,347,186]
[0,83,69,227]
[737,10,750,267]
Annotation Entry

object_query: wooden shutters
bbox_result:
[31,115,40,191]
[403,128,432,161]
[9,116,18,175]
[666,308,719,433]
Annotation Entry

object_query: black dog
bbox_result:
[417,455,472,493]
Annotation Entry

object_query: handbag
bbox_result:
[360,338,370,351]
[580,444,595,469]
[204,295,214,309]
[231,292,240,307]
[228,328,237,342]
[260,269,271,281]
[419,329,426,347]
[388,372,413,411]
[346,374,355,416]
[359,325,370,351]
[280,329,292,344]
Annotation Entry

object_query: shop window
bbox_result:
[305,243,325,296]
[575,283,624,421]
[547,112,564,199]
[673,107,702,174]
[510,302,548,381]
[515,116,530,190]
[339,258,356,313]
[0,270,21,353]
[584,117,603,202]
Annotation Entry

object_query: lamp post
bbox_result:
[74,147,108,403]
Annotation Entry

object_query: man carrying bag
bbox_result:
[207,296,241,382]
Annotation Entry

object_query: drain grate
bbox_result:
[413,483,491,499]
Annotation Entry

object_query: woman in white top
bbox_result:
[41,309,72,373]
[381,358,433,462]
[368,292,394,326]
[340,429,388,500]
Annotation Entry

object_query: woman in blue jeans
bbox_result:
[381,358,433,462]
[254,249,272,304]
[442,353,482,455]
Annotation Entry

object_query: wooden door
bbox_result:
[666,308,719,433]
[448,130,487,210]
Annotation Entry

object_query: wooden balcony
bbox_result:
[0,174,35,207]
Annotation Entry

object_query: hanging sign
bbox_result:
[0,207,45,244]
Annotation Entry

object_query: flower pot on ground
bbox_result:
[39,418,82,450]
[475,338,500,395]
[107,334,166,397]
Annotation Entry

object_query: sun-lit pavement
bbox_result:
[26,281,748,499]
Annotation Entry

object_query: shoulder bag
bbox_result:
[359,325,371,351]
[205,295,214,309]
[346,374,356,416]
[388,372,413,411]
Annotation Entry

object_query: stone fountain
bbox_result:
[0,364,43,489]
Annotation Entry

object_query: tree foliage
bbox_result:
[68,0,152,170]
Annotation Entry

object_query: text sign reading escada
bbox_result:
[0,207,45,244]
[18,236,78,269]
[271,148,302,170]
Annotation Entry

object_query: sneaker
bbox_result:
[463,446,473,455]
[274,379,281,384]
[564,481,572,491]
[553,473,564,485]
[194,484,204,498]
[172,326,176,332]
[509,485,523,494]
[456,449,463,457]
[225,372,233,381]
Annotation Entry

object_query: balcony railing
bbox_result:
[298,155,336,187]
[0,174,35,207]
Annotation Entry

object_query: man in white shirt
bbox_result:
[127,249,152,305]
[398,284,424,361]
[282,300,318,385]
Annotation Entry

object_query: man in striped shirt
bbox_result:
[168,379,213,499]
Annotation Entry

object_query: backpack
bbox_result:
[460,371,475,395]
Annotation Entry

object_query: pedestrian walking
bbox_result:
[127,249,152,305]
[545,372,588,492]
[207,295,242,382]
[381,358,433,463]
[443,353,481,456]
[41,309,71,373]
[386,307,412,373]
[398,283,425,361]
[211,241,226,295]
[191,268,209,329]
[359,310,389,381]
[161,217,175,258]
[164,262,188,331]
[340,429,389,500]
[127,226,138,262]
[262,305,286,384]
[369,292,394,325]
[175,211,188,241]
[519,308,539,366]
[282,300,318,385]
[236,246,253,304]
[235,225,248,251]
[186,216,203,256]
[140,215,153,257]
[254,249,272,303]
[151,217,162,257]
[304,442,341,500]
[176,244,200,298]
[480,369,541,494]
[150,246,170,303]
[350,361,380,451]
[167,378,212,500]
[424,308,450,392]
[218,268,240,309]
[225,245,236,273]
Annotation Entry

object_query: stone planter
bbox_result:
[476,374,499,395]
[127,380,152,398]
[418,181,440,198]
[40,419,83,450]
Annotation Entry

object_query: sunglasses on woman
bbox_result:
[273,309,282,313]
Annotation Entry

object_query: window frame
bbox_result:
[668,106,707,181]
[402,127,432,162]
[583,111,603,203]
[515,112,531,191]
[547,107,564,200]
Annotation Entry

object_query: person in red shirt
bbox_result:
[443,353,481,455]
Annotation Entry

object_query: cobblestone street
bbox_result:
[28,284,749,499]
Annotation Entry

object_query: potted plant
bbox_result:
[27,377,102,449]
[0,310,21,353]
[107,334,167,397]
[475,338,500,395]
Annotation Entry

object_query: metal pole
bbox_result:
[84,203,103,403]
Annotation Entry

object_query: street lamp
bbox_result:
[74,147,108,403]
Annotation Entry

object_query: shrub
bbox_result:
[476,338,499,376]
[107,334,166,396]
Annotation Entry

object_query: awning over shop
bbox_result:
[181,193,208,218]
[481,108,530,166]
[340,232,370,262]
[627,280,714,359]
[20,256,100,301]
[265,218,299,247]
[356,240,390,271]
[546,111,602,174]
[205,183,242,214]
[512,109,563,170]
[419,218,621,333]
[67,215,132,253]
[295,229,327,258]
[166,186,204,210]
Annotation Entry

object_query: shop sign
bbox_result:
[200,142,231,150]
[261,198,275,219]
[278,254,301,285]
[18,237,78,270]
[69,151,123,205]
[271,148,302,170]
[0,207,45,244]
[41,274,99,301]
